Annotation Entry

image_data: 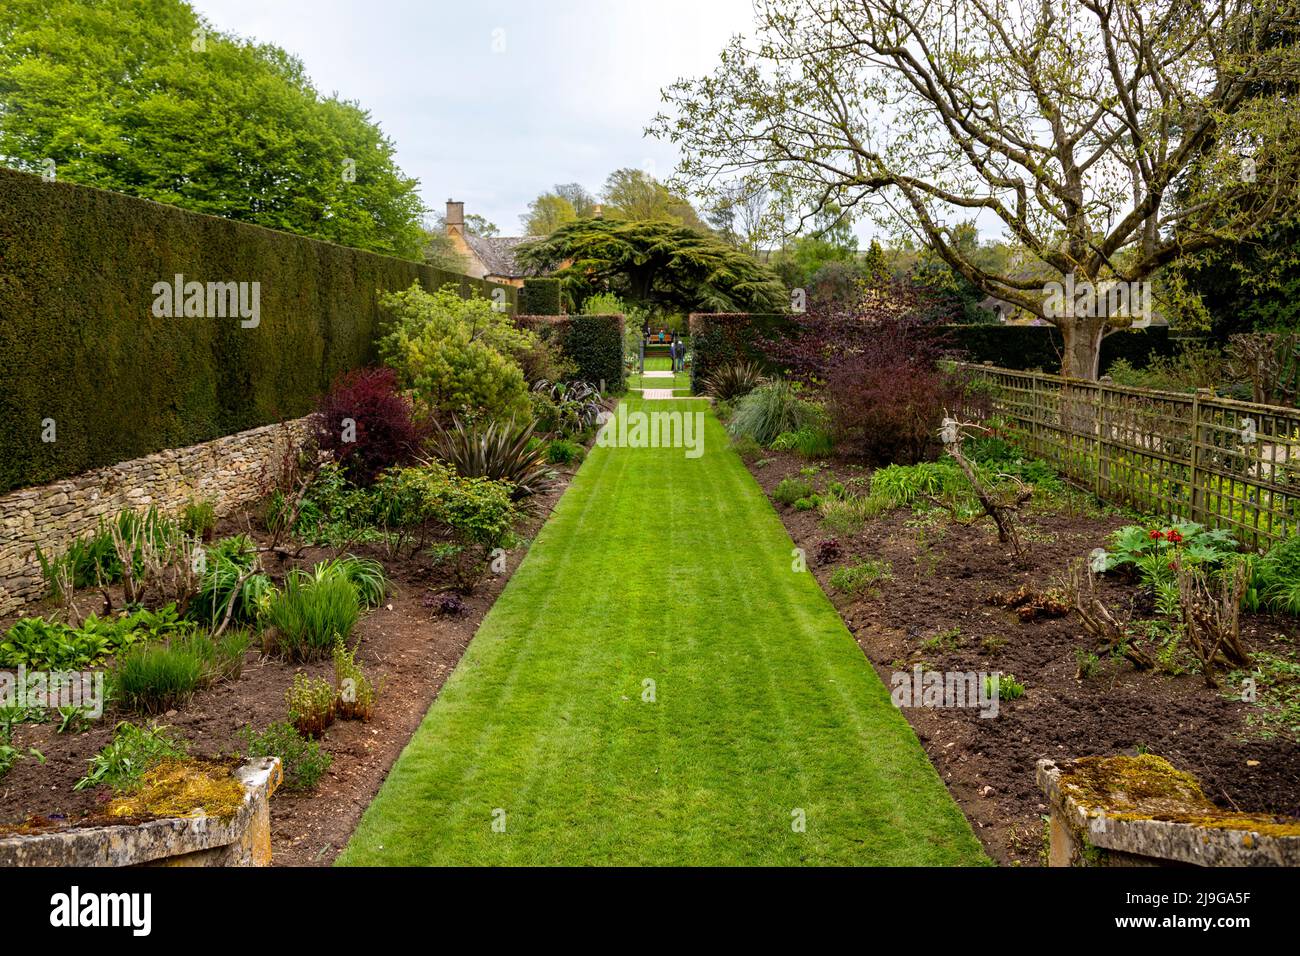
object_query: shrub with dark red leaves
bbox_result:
[762,281,963,465]
[311,367,425,484]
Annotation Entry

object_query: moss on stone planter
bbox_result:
[105,758,245,821]
[1059,754,1300,839]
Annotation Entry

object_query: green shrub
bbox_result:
[829,559,893,593]
[730,433,762,461]
[517,314,626,393]
[240,722,332,792]
[729,380,817,447]
[1256,534,1300,614]
[75,722,187,792]
[430,417,554,499]
[703,360,768,401]
[188,534,272,627]
[819,495,891,535]
[547,439,584,465]
[773,477,814,506]
[770,427,834,458]
[870,461,967,508]
[263,571,361,663]
[112,642,208,714]
[379,282,534,424]
[111,629,249,715]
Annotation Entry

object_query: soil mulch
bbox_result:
[0,463,578,867]
[746,451,1300,866]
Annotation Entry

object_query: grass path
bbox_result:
[338,399,986,866]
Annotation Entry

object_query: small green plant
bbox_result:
[1075,649,1102,680]
[980,634,1006,655]
[75,722,187,792]
[922,627,962,653]
[308,556,389,609]
[180,498,217,539]
[793,496,819,512]
[263,570,362,662]
[287,673,336,738]
[773,477,814,506]
[240,722,332,791]
[56,705,91,735]
[188,534,273,628]
[730,434,762,461]
[829,558,893,594]
[333,638,377,721]
[112,642,208,714]
[819,494,889,535]
[985,673,1026,701]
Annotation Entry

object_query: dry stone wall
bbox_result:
[0,419,309,615]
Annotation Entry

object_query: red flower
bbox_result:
[1149,529,1164,540]
[1166,529,1183,543]
[1169,561,1179,571]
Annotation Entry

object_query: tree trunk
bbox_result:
[1059,318,1105,380]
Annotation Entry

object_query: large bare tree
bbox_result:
[653,0,1300,378]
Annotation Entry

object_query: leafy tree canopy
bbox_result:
[516,218,787,315]
[0,0,425,258]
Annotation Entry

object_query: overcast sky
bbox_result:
[190,0,758,237]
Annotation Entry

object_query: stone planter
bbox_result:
[1038,755,1300,867]
[0,757,281,867]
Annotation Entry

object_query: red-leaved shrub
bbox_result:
[311,367,425,484]
[762,281,963,464]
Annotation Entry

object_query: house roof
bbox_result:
[463,234,541,279]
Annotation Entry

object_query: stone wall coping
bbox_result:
[1038,758,1300,867]
[0,757,281,867]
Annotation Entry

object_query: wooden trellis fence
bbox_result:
[955,363,1300,551]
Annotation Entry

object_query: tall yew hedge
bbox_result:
[0,167,515,493]
[516,314,626,392]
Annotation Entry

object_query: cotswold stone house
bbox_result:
[444,200,541,288]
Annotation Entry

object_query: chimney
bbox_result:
[445,199,465,231]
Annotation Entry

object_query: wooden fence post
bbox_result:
[1030,372,1041,457]
[1189,390,1203,523]
[1095,385,1106,499]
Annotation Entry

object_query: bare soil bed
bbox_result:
[0,465,578,867]
[746,451,1300,866]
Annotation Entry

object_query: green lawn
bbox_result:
[337,399,986,866]
[628,356,691,393]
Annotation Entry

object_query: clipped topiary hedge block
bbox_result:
[687,312,796,391]
[520,277,563,316]
[517,313,626,393]
[0,167,515,493]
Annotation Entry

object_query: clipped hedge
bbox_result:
[943,324,1189,373]
[0,167,516,493]
[520,278,563,316]
[687,312,796,391]
[517,314,626,393]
